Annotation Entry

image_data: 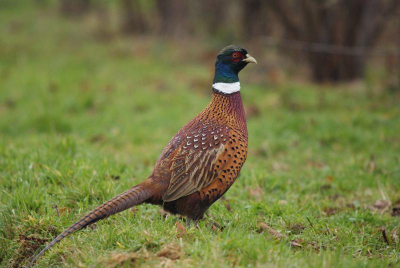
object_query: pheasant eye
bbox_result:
[231,52,242,61]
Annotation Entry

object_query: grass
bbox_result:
[1,3,400,268]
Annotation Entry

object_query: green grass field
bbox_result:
[1,4,400,268]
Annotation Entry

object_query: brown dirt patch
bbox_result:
[105,243,183,268]
[10,234,48,268]
[106,252,142,268]
[156,243,182,260]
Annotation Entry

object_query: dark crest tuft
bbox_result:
[218,45,246,56]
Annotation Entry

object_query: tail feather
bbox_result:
[27,181,152,267]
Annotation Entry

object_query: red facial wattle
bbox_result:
[231,52,243,62]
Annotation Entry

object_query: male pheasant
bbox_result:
[28,45,257,266]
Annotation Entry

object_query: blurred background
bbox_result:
[2,0,400,85]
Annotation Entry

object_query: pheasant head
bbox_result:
[213,45,257,94]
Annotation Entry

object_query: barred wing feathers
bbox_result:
[162,124,230,202]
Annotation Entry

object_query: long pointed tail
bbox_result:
[27,181,153,267]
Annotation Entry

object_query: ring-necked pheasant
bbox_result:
[28,45,257,266]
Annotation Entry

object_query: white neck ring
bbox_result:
[212,82,240,94]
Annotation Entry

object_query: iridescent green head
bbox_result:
[213,45,257,85]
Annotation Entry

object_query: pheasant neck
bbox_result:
[206,91,247,130]
[212,60,240,94]
[213,61,239,84]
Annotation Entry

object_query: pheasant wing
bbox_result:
[162,124,230,202]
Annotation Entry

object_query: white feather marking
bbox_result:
[213,82,240,94]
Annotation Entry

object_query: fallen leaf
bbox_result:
[290,240,303,248]
[52,205,70,217]
[58,207,71,216]
[259,223,287,239]
[370,199,391,213]
[249,187,264,200]
[373,200,390,210]
[225,202,232,213]
[323,207,338,216]
[176,222,186,237]
[211,221,224,232]
[325,175,334,183]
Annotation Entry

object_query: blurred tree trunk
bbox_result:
[60,0,91,16]
[266,0,400,82]
[242,0,270,37]
[156,0,189,37]
[120,0,149,34]
[201,0,228,36]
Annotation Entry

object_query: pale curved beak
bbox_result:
[243,54,257,64]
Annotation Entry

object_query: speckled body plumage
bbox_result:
[28,45,256,266]
[155,90,248,220]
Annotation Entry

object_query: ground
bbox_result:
[0,4,399,268]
